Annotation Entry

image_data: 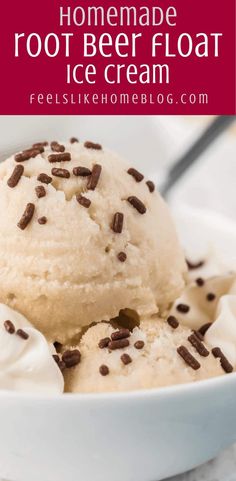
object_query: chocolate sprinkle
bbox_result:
[87,164,102,190]
[7,165,24,188]
[196,277,205,287]
[134,340,145,350]
[32,142,48,148]
[50,141,65,153]
[99,364,109,376]
[53,354,66,372]
[177,346,201,370]
[98,337,111,349]
[146,180,155,193]
[176,303,190,314]
[117,252,127,262]
[17,203,35,230]
[62,349,81,368]
[33,142,47,148]
[112,212,124,233]
[48,153,71,163]
[188,334,209,357]
[206,293,216,302]
[32,146,44,153]
[212,347,233,373]
[58,360,66,371]
[111,328,130,341]
[84,141,102,150]
[38,216,47,225]
[198,323,212,337]
[76,194,91,208]
[73,166,91,177]
[121,353,132,365]
[212,347,225,358]
[15,149,42,162]
[186,259,205,270]
[70,137,79,144]
[14,152,28,162]
[51,168,70,179]
[35,185,46,198]
[25,146,43,155]
[127,168,144,183]
[108,338,130,350]
[16,329,29,340]
[37,173,52,184]
[4,320,15,334]
[193,330,204,341]
[167,315,179,329]
[127,196,146,214]
[53,354,60,364]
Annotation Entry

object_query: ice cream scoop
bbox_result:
[64,318,224,393]
[0,140,186,343]
[0,304,63,393]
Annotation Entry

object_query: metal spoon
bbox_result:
[160,115,236,198]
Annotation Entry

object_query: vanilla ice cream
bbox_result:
[0,139,186,343]
[1,138,235,395]
[64,269,236,393]
[64,318,224,393]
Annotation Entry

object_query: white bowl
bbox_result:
[1,206,236,481]
[1,375,236,481]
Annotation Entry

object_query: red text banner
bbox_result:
[0,0,235,114]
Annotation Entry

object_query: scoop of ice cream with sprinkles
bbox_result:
[0,138,186,344]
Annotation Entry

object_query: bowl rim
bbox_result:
[0,370,236,404]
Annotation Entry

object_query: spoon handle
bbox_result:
[160,115,236,197]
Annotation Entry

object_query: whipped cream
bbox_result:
[170,274,235,329]
[170,274,236,368]
[0,304,64,393]
[206,295,236,366]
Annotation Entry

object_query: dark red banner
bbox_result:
[0,0,235,114]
